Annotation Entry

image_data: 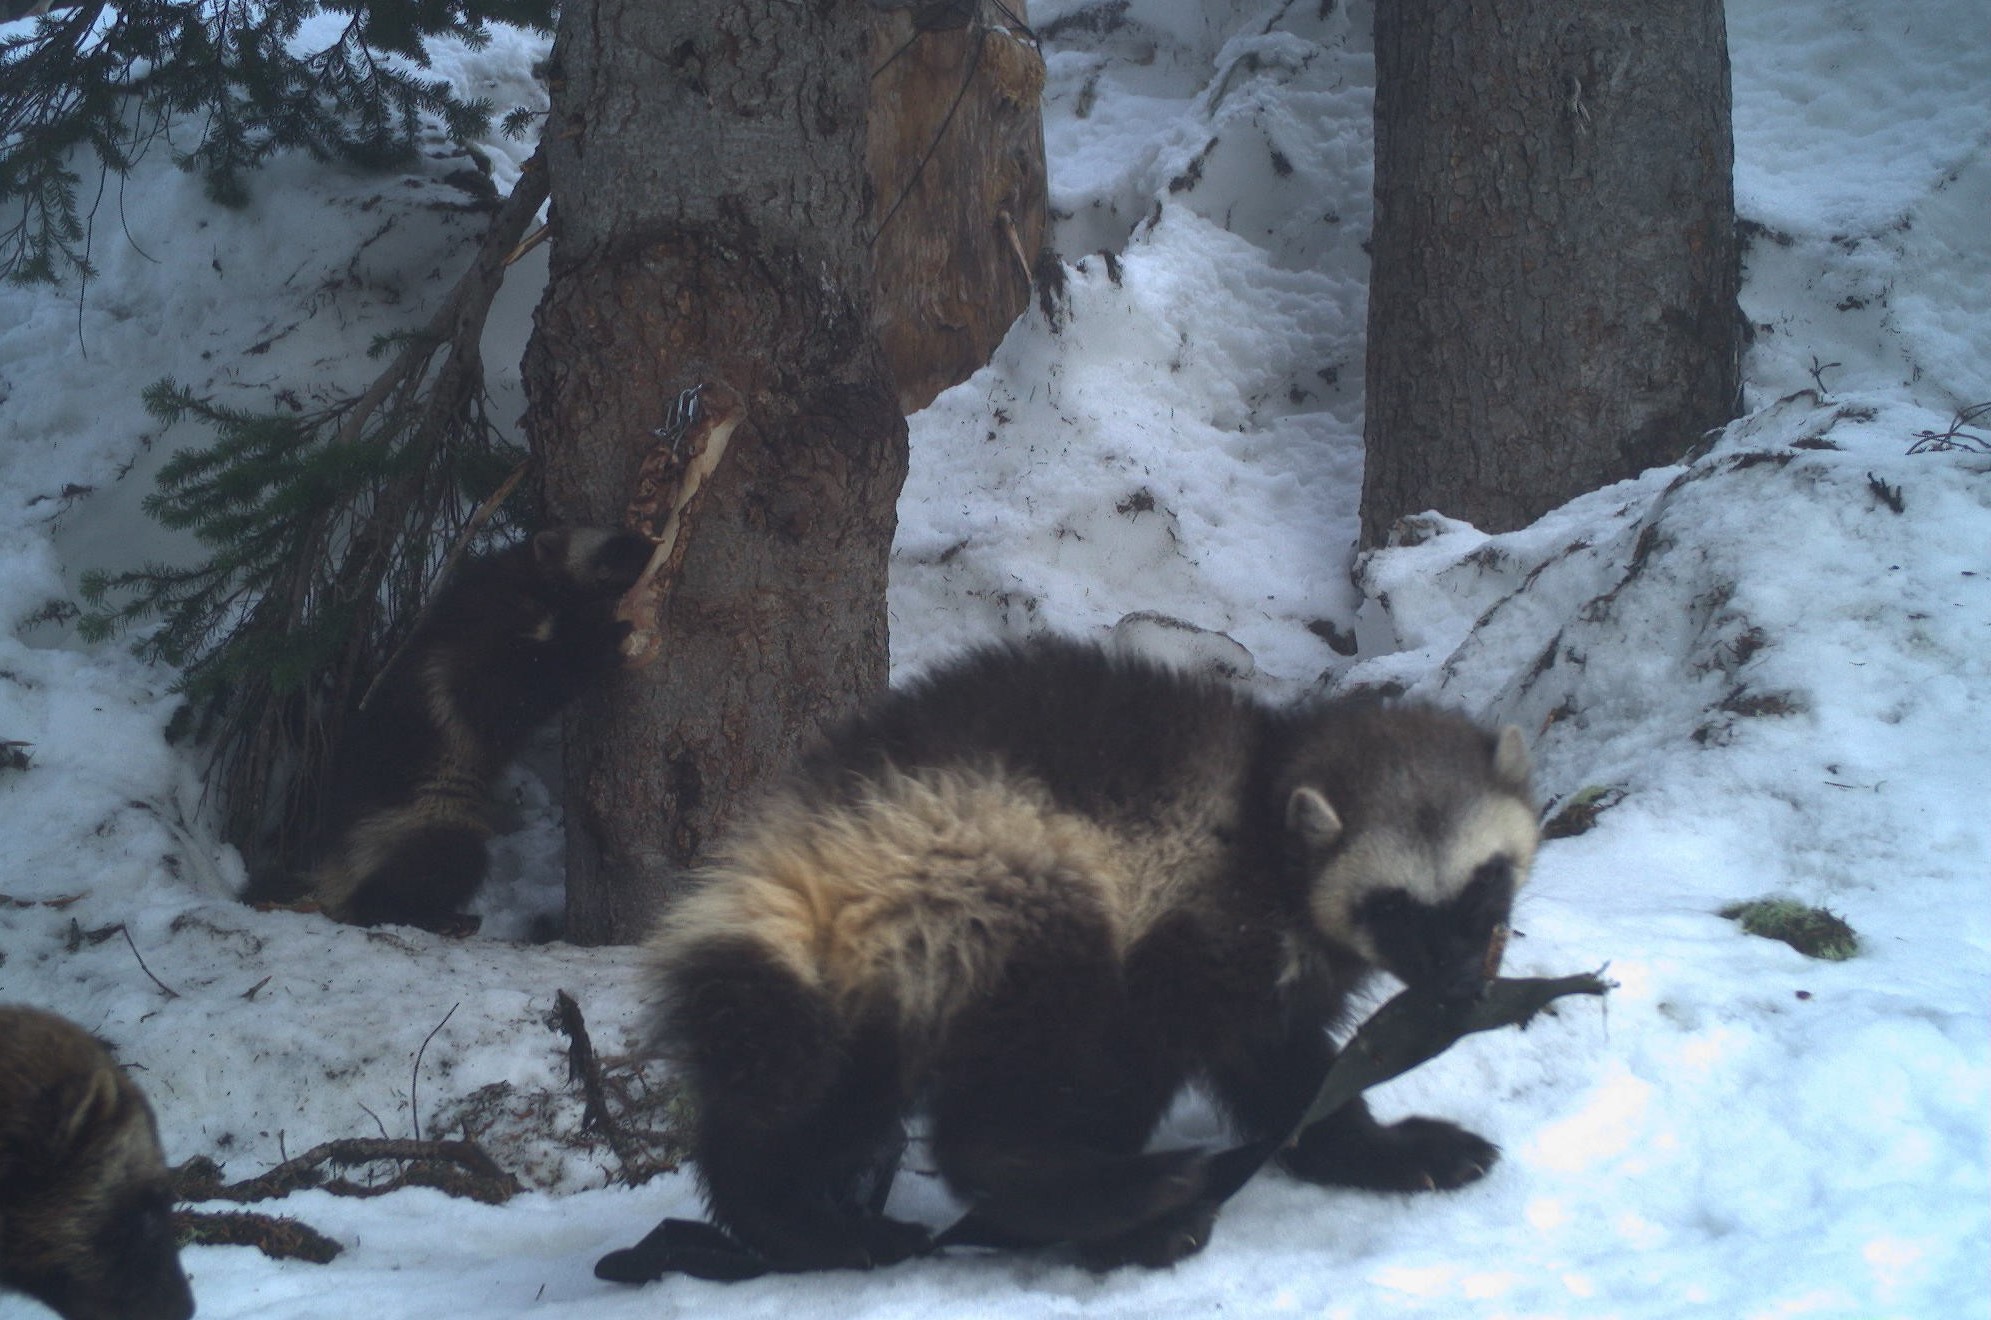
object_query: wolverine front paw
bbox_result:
[1282,1115,1498,1192]
[1075,1199,1220,1272]
[857,1215,932,1268]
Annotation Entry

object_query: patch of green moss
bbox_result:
[1541,785,1624,839]
[1719,897,1859,961]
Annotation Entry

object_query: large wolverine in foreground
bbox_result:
[649,636,1539,1271]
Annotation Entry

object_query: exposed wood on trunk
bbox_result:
[614,384,743,668]
[526,1,908,945]
[868,3,1049,413]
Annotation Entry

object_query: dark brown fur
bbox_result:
[290,527,651,930]
[647,635,1537,1272]
[0,1005,194,1320]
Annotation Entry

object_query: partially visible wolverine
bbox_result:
[0,1005,194,1320]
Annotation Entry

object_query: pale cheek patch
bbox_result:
[1448,796,1539,890]
[1307,836,1424,960]
[1306,792,1538,958]
[60,1080,167,1251]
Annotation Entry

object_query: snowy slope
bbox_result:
[2,1,1986,1317]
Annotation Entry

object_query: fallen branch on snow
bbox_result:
[599,967,1615,1282]
[173,1209,343,1264]
[173,1138,520,1207]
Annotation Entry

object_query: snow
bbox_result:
[3,1,1987,1317]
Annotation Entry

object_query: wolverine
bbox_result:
[0,1005,195,1320]
[645,634,1538,1272]
[301,526,652,930]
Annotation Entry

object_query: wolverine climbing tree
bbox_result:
[528,5,854,942]
[526,0,1044,943]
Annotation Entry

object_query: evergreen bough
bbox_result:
[3,1,559,876]
[74,142,552,878]
[1,0,553,283]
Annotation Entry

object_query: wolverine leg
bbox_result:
[1281,1089,1499,1191]
[663,937,925,1271]
[337,821,488,930]
[928,935,1211,1262]
[1203,1002,1497,1192]
[1204,1004,1335,1143]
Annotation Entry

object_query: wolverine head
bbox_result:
[0,1007,195,1320]
[1284,704,1538,1002]
[530,526,654,599]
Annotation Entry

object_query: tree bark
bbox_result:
[868,5,1047,414]
[524,1,908,944]
[1361,0,1740,545]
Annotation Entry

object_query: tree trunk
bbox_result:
[868,5,1048,414]
[524,0,908,945]
[1361,0,1739,545]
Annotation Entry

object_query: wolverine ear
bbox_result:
[530,529,566,570]
[1286,786,1344,851]
[54,1066,125,1158]
[1493,724,1531,793]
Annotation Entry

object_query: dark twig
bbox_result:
[119,924,180,999]
[173,1138,519,1207]
[174,1209,343,1264]
[1906,400,1991,454]
[410,1002,459,1142]
[553,989,644,1184]
[356,1103,391,1142]
[1865,472,1905,514]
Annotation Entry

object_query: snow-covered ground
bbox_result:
[2,1,1986,1316]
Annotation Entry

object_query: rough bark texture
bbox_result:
[525,1,908,945]
[869,4,1047,414]
[1361,0,1740,545]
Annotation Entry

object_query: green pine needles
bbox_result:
[76,357,527,874]
[72,140,551,877]
[7,3,559,877]
[78,374,516,697]
[1,0,553,283]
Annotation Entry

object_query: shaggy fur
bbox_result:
[0,1005,194,1320]
[647,636,1538,1272]
[301,526,652,929]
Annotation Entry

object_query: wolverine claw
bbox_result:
[1284,1115,1500,1193]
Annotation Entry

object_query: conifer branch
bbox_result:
[1,0,552,283]
[80,150,551,880]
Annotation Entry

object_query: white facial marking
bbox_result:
[1306,792,1537,959]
